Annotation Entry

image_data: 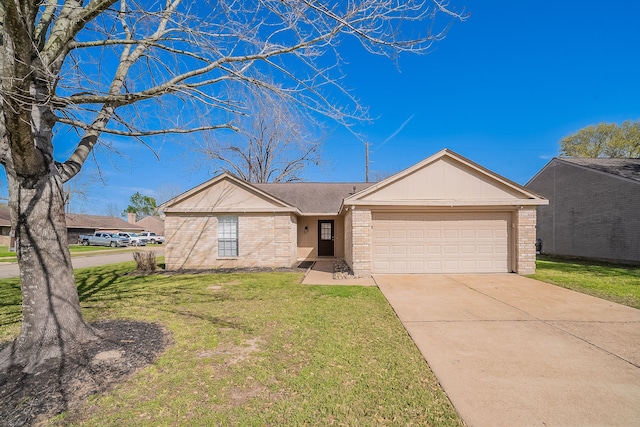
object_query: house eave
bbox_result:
[297,212,341,217]
[342,199,549,208]
[163,207,301,215]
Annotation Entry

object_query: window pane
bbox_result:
[321,222,332,240]
[218,216,238,257]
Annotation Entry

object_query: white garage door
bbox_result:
[372,212,510,274]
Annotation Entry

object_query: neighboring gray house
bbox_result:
[526,157,640,264]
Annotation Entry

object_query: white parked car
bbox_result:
[117,232,147,246]
[139,231,165,244]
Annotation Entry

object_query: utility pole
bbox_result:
[365,141,370,183]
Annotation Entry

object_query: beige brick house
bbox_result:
[526,157,640,264]
[160,149,547,274]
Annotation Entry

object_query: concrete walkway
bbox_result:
[376,274,640,427]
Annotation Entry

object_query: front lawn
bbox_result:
[69,245,130,252]
[532,256,640,309]
[0,245,136,262]
[0,263,461,426]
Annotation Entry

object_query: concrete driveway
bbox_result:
[376,274,640,427]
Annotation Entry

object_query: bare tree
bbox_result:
[198,88,322,182]
[63,174,100,213]
[155,183,183,207]
[104,202,121,217]
[0,0,466,371]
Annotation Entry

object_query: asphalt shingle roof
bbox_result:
[253,182,376,214]
[135,215,165,235]
[0,206,145,231]
[65,213,143,231]
[561,158,640,182]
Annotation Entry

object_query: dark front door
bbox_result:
[318,220,334,257]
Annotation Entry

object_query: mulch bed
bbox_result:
[0,320,171,427]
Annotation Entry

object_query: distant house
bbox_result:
[0,206,11,246]
[526,157,640,264]
[65,213,144,244]
[0,207,146,247]
[126,213,165,236]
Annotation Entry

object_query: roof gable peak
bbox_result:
[345,148,546,207]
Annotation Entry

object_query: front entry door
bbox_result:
[318,220,334,257]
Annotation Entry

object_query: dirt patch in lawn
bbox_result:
[0,320,171,427]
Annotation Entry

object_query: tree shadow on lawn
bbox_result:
[0,320,170,427]
[0,265,277,425]
[0,266,288,426]
[0,268,207,426]
[0,278,22,331]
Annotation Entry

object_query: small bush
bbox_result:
[133,251,156,272]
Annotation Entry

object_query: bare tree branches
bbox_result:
[198,87,323,182]
[0,0,467,372]
[0,0,468,183]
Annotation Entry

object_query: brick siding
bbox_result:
[515,207,537,274]
[348,208,372,275]
[164,213,297,269]
[527,161,640,263]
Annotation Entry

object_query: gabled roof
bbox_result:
[558,158,640,183]
[135,215,165,235]
[161,149,547,216]
[65,213,144,231]
[160,173,301,214]
[161,172,373,215]
[0,205,143,231]
[254,182,374,214]
[343,148,547,209]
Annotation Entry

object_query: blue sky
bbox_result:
[12,1,640,215]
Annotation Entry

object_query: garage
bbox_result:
[372,212,511,273]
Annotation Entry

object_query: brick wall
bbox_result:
[349,208,372,275]
[164,213,297,270]
[527,161,640,263]
[344,209,353,267]
[515,207,537,275]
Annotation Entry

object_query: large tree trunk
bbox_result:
[1,168,97,373]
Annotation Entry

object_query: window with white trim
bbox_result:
[218,216,238,257]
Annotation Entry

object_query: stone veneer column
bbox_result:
[351,208,372,275]
[516,207,537,275]
[344,209,354,267]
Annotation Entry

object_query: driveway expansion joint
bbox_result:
[377,274,640,426]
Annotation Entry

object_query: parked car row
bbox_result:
[77,231,165,247]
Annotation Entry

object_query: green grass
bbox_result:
[69,245,135,253]
[0,264,462,426]
[0,245,136,262]
[0,248,15,258]
[531,256,640,309]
